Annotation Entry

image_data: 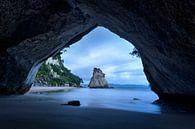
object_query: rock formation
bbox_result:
[89,68,108,88]
[0,0,195,103]
[0,0,96,94]
[62,100,81,106]
[34,52,83,87]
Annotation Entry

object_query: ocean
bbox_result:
[47,85,161,114]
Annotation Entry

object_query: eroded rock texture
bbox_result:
[0,0,195,101]
[89,68,108,88]
[69,0,195,101]
[0,0,96,94]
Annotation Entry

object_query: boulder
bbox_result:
[88,68,108,88]
[62,100,81,106]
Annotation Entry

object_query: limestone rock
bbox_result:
[34,53,83,87]
[88,68,108,88]
[0,0,195,103]
[0,0,96,94]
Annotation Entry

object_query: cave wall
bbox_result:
[0,0,195,99]
[68,0,195,99]
[0,0,96,94]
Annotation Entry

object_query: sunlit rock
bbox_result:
[0,0,195,103]
[88,68,108,88]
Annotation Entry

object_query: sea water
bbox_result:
[49,85,161,114]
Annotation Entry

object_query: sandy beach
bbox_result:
[0,87,194,129]
[28,86,75,94]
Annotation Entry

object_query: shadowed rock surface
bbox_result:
[0,0,96,94]
[62,100,81,106]
[0,0,195,102]
[88,68,108,88]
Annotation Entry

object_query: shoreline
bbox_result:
[0,93,194,129]
[28,86,75,94]
[27,86,195,114]
[0,88,195,129]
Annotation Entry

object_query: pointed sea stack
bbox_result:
[88,68,108,88]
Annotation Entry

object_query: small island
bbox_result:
[88,68,109,88]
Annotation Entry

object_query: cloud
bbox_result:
[62,27,149,85]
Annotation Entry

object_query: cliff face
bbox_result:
[34,53,82,87]
[0,0,195,102]
[89,68,108,88]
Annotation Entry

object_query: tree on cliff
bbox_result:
[35,51,83,87]
[130,48,140,57]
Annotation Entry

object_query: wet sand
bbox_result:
[0,93,194,129]
[28,86,75,94]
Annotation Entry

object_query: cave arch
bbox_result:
[0,0,195,102]
[60,26,149,86]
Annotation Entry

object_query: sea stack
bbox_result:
[88,68,108,88]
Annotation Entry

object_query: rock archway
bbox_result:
[0,0,195,102]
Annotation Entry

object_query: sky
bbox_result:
[61,27,148,85]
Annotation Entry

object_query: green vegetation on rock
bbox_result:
[130,48,140,57]
[35,52,83,87]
